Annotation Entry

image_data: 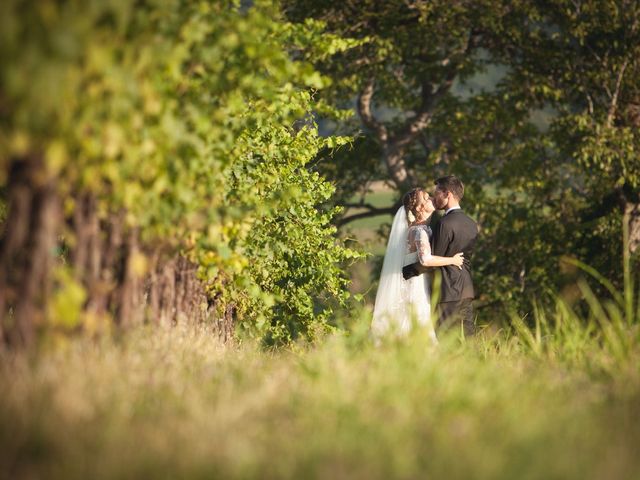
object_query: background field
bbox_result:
[341,186,396,302]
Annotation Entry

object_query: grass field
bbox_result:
[2,295,640,480]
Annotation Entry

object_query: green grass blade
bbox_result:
[563,257,624,307]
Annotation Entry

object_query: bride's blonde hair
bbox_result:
[402,188,424,225]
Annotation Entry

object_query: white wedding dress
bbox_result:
[371,206,438,344]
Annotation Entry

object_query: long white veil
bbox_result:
[371,206,411,337]
[371,206,436,343]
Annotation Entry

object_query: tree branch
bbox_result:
[606,58,629,127]
[357,80,413,188]
[391,31,477,150]
[391,82,435,149]
[354,30,479,192]
[391,66,457,150]
[342,202,389,211]
[337,200,401,227]
[357,79,388,142]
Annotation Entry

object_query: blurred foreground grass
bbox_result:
[2,308,640,479]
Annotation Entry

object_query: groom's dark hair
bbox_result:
[435,175,464,200]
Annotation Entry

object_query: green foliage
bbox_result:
[0,0,361,342]
[470,0,640,317]
[47,267,87,330]
[506,247,640,369]
[284,0,494,104]
[282,0,498,201]
[222,98,360,341]
[282,0,640,324]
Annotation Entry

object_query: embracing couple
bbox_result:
[371,175,478,343]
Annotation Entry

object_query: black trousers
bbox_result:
[436,298,476,337]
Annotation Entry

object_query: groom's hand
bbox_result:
[402,264,418,280]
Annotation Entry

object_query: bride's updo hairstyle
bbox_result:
[402,188,425,225]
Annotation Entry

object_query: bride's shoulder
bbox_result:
[407,224,429,241]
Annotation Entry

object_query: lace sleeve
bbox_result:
[415,227,432,265]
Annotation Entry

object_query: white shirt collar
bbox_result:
[444,206,461,216]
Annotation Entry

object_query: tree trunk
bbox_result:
[116,228,145,328]
[0,160,235,347]
[0,155,60,348]
[158,258,177,326]
[383,146,414,190]
[626,201,640,254]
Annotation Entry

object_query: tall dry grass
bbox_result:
[1,292,639,480]
[1,239,639,479]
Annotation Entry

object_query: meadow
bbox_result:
[2,284,639,480]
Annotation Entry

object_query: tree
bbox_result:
[0,0,359,347]
[470,0,640,310]
[284,0,640,321]
[283,0,502,223]
[492,0,640,253]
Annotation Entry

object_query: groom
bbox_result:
[403,176,478,336]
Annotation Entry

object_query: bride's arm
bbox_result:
[415,229,464,269]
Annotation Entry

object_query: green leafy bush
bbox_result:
[0,0,361,343]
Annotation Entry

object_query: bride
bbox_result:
[371,188,464,343]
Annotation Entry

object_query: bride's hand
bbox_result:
[452,252,464,269]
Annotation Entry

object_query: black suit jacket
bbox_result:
[402,209,478,303]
